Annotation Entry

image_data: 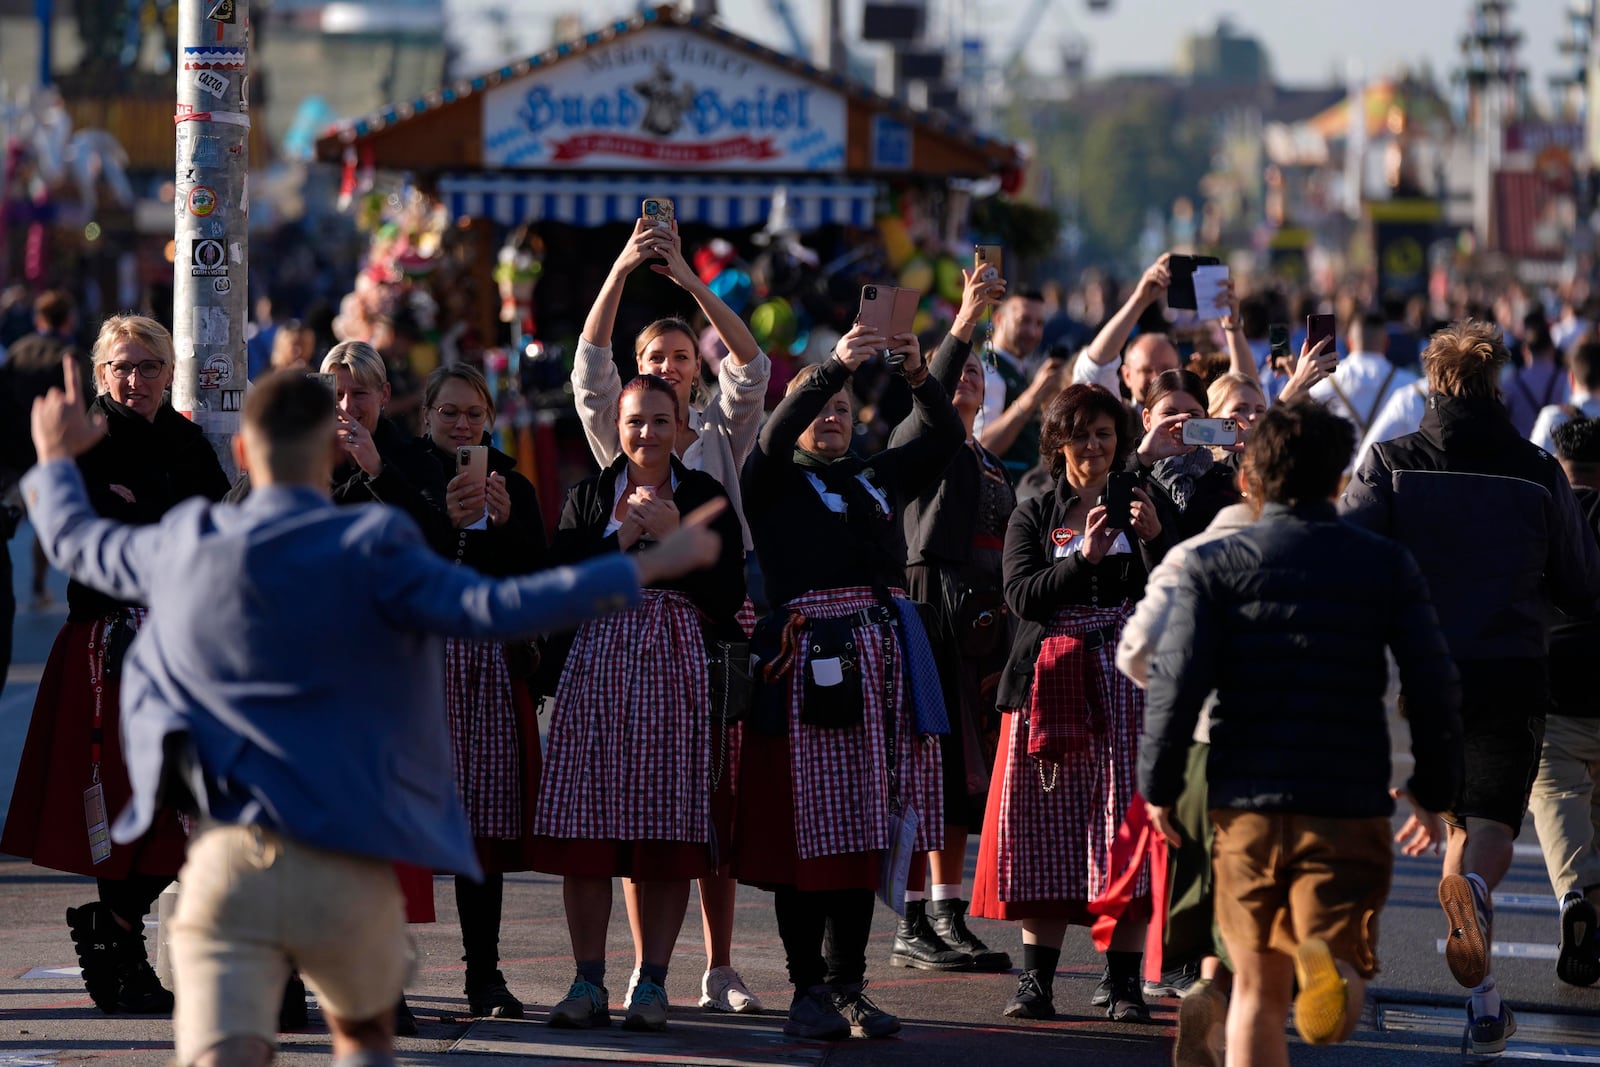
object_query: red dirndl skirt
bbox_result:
[1,617,188,879]
[971,604,1150,924]
[732,587,944,892]
[529,590,716,882]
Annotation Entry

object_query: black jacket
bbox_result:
[418,437,547,577]
[893,333,1017,568]
[1341,394,1600,662]
[552,454,746,637]
[997,476,1158,711]
[742,355,963,608]
[1141,502,1463,818]
[1552,485,1600,717]
[67,397,232,621]
[225,416,454,555]
[0,331,88,479]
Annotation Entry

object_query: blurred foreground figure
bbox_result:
[21,366,724,1067]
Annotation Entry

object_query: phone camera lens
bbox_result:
[644,200,658,215]
[865,286,878,300]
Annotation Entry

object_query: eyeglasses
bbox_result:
[102,360,168,380]
[433,404,489,424]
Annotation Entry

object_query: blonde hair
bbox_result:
[635,317,706,406]
[91,314,174,394]
[1207,372,1265,417]
[1422,320,1507,400]
[423,364,495,427]
[320,340,387,389]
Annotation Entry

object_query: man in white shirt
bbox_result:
[1352,380,1429,474]
[1310,309,1418,465]
[1070,255,1180,416]
[1531,337,1600,454]
[972,290,1053,477]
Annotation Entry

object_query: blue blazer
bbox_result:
[22,461,642,876]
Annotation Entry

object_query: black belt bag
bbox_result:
[954,587,1008,659]
[706,638,755,724]
[799,604,895,729]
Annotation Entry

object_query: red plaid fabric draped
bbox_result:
[443,637,522,839]
[779,587,944,861]
[533,590,712,843]
[992,602,1146,904]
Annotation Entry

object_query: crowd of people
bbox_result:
[0,224,1599,1067]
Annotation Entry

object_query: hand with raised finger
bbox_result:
[834,322,885,372]
[31,353,107,463]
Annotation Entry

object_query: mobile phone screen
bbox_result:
[1306,313,1337,354]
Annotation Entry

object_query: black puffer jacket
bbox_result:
[1141,502,1463,818]
[1341,394,1600,662]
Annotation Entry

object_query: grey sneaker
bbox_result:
[699,965,762,1012]
[548,979,610,1029]
[832,982,901,1038]
[623,979,669,1032]
[782,985,850,1041]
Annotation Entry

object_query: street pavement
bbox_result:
[1,524,1598,1066]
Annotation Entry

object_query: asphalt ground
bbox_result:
[2,525,1598,1066]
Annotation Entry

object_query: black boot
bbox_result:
[1002,968,1055,1020]
[1105,952,1152,1024]
[465,968,525,1019]
[66,903,122,1013]
[111,928,174,1014]
[928,899,1011,972]
[395,998,419,1036]
[888,901,975,971]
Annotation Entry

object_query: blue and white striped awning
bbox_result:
[437,173,878,231]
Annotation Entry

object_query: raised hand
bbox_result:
[31,353,107,463]
[834,322,887,372]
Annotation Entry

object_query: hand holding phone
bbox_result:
[1100,470,1138,529]
[454,445,490,529]
[1180,417,1240,447]
[974,244,1003,286]
[857,285,920,368]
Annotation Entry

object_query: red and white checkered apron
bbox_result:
[443,637,521,839]
[777,587,944,861]
[992,602,1146,904]
[532,590,711,843]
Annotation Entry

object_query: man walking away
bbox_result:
[22,366,724,1067]
[1530,416,1600,988]
[1309,308,1417,471]
[1341,320,1600,1056]
[1141,401,1461,1067]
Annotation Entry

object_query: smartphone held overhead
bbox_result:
[973,244,1003,284]
[1306,313,1337,354]
[1191,265,1230,320]
[1165,254,1220,311]
[641,197,675,228]
[857,284,920,354]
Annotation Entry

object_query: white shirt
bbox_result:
[971,348,1023,440]
[1072,351,1120,394]
[1530,392,1600,455]
[1309,351,1419,445]
[1352,380,1429,474]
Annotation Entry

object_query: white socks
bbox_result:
[930,883,962,902]
[905,890,925,903]
[1471,976,1500,1018]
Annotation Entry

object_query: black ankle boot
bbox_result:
[465,967,525,1019]
[1003,968,1056,1020]
[112,929,174,1014]
[889,900,975,971]
[66,903,121,1013]
[927,898,1012,972]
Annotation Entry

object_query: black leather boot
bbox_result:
[1003,968,1056,1020]
[928,898,1012,972]
[888,900,974,971]
[465,967,526,1019]
[66,902,173,1014]
[111,928,174,1014]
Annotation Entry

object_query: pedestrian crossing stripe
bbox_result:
[1434,939,1558,959]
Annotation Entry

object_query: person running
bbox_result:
[738,322,962,1041]
[533,373,747,1033]
[415,365,548,1019]
[572,216,770,1014]
[890,267,1014,974]
[971,383,1165,1024]
[1,315,229,1015]
[1142,399,1462,1067]
[21,365,726,1067]
[1342,320,1600,1055]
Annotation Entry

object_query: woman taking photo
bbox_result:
[417,364,547,1020]
[889,268,1015,973]
[1129,369,1242,541]
[737,322,962,1041]
[572,215,770,1013]
[532,374,745,1033]
[971,383,1163,1024]
[2,315,230,1014]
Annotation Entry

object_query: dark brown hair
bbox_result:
[1242,400,1354,508]
[1421,319,1508,400]
[1038,384,1130,481]
[1143,368,1209,414]
[619,372,681,424]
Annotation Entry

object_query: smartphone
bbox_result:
[641,197,675,228]
[1306,313,1337,355]
[1100,469,1138,530]
[1268,322,1292,372]
[857,285,920,340]
[1166,254,1220,311]
[311,372,338,396]
[974,244,1003,284]
[455,444,489,486]
[1180,417,1240,447]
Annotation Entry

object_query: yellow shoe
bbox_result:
[1293,938,1348,1046]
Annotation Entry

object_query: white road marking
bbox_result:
[1434,939,1558,959]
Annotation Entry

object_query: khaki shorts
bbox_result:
[1210,810,1392,979]
[170,823,413,1065]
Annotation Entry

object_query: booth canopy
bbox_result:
[314,4,1019,231]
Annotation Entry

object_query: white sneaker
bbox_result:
[699,966,762,1013]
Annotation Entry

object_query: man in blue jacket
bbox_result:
[22,364,724,1067]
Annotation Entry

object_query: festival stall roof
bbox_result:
[313,4,1019,232]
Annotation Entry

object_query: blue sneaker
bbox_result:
[1464,1000,1515,1056]
[548,978,610,1029]
[1557,892,1600,988]
[1440,874,1491,988]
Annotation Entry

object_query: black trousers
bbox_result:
[97,874,172,930]
[773,886,875,992]
[0,532,12,704]
[456,873,505,982]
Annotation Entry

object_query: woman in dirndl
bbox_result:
[737,322,963,1041]
[572,217,770,1015]
[532,373,746,1033]
[1,315,230,1013]
[417,364,547,1020]
[971,383,1165,1024]
[888,266,1016,974]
